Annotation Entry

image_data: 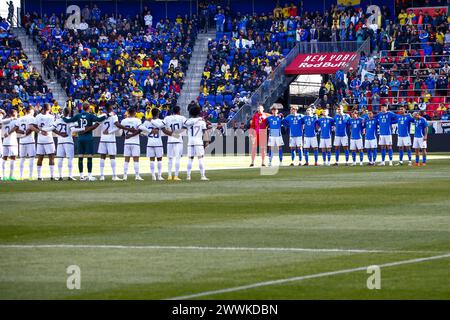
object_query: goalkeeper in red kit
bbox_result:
[249,105,270,167]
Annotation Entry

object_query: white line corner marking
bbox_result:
[167,253,450,300]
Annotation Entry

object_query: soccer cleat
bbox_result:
[377,162,385,166]
[421,163,427,166]
[261,163,266,167]
[332,163,339,166]
[351,162,356,166]
[58,177,64,181]
[314,163,318,166]
[389,161,393,166]
[80,176,87,181]
[88,176,97,181]
[9,177,16,181]
[112,176,122,181]
[135,175,144,181]
[67,177,77,181]
[359,162,363,166]
[303,163,309,166]
[249,163,254,167]
[122,174,128,181]
[151,174,157,181]
[298,163,302,166]
[99,176,105,181]
[173,176,182,181]
[394,162,403,166]
[157,176,164,181]
[186,175,191,181]
[200,176,209,181]
[290,163,294,166]
[345,163,349,166]
[167,175,173,181]
[37,177,43,181]
[413,163,419,167]
[408,161,412,166]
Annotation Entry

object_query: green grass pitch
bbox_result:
[0,155,449,299]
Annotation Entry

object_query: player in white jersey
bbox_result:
[32,104,57,180]
[42,108,83,180]
[1,109,19,180]
[183,105,209,181]
[140,108,175,181]
[164,106,186,181]
[16,106,38,180]
[98,104,129,181]
[120,108,144,181]
[0,109,5,178]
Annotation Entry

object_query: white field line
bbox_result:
[168,253,450,300]
[0,244,439,254]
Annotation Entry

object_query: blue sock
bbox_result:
[367,149,372,163]
[373,149,378,162]
[314,150,318,163]
[345,149,349,162]
[407,149,412,161]
[416,155,420,164]
[422,155,426,163]
[359,151,364,162]
[304,150,309,163]
[335,150,340,162]
[322,151,326,163]
[388,149,393,161]
[381,149,386,161]
[269,149,273,162]
[291,149,295,162]
[352,151,356,162]
[327,151,331,162]
[298,148,302,162]
[399,150,404,162]
[279,149,283,162]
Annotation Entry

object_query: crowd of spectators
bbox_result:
[21,5,199,119]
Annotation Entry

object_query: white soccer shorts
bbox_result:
[413,137,427,149]
[187,145,205,157]
[333,136,348,147]
[98,142,117,155]
[303,136,318,149]
[57,143,75,158]
[146,146,164,158]
[350,139,363,150]
[319,138,332,149]
[36,143,55,155]
[268,136,284,147]
[167,143,183,158]
[2,145,18,157]
[124,144,141,157]
[289,136,302,147]
[397,136,412,147]
[19,144,36,157]
[379,135,393,146]
[364,139,377,149]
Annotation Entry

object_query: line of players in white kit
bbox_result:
[0,104,209,181]
[264,103,429,167]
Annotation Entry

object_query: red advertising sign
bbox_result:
[406,6,448,17]
[284,52,360,75]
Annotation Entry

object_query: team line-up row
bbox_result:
[249,104,429,167]
[0,104,208,181]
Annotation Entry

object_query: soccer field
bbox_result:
[0,154,450,299]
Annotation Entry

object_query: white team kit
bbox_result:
[18,115,37,157]
[184,118,206,157]
[98,113,119,155]
[141,119,166,158]
[165,114,187,158]
[35,113,56,155]
[121,117,142,157]
[1,118,18,157]
[51,118,77,158]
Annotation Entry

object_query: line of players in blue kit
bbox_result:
[265,103,429,167]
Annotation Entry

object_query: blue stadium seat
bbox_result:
[215,94,223,105]
[224,94,233,105]
[207,94,216,106]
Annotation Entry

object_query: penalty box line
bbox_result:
[168,253,450,300]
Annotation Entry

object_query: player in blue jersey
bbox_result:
[395,106,414,166]
[376,104,397,166]
[266,106,284,166]
[282,106,303,166]
[333,105,350,166]
[318,108,334,166]
[363,110,378,165]
[302,107,319,166]
[349,110,365,166]
[412,112,428,166]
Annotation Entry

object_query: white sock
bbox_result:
[199,157,205,177]
[168,158,173,176]
[20,158,25,178]
[29,158,34,179]
[49,165,54,178]
[134,162,139,175]
[175,157,180,177]
[37,165,42,178]
[157,160,162,177]
[9,159,15,178]
[0,158,3,177]
[88,172,92,178]
[150,161,155,175]
[111,159,116,177]
[187,158,193,177]
[100,158,105,176]
[68,158,73,177]
[124,162,129,175]
[58,158,63,178]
